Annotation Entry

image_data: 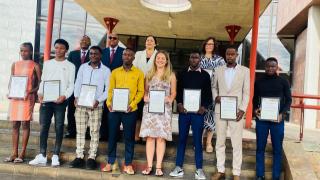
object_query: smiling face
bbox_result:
[205,39,215,53]
[54,43,67,59]
[89,48,101,64]
[145,36,156,50]
[155,52,167,69]
[265,60,278,76]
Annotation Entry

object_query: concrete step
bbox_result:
[0,156,277,180]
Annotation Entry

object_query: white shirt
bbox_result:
[74,61,111,106]
[133,49,157,75]
[224,65,237,90]
[38,58,75,99]
[80,49,88,57]
[110,46,118,57]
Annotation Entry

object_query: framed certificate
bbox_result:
[43,80,60,102]
[183,89,201,113]
[77,84,97,108]
[8,75,28,99]
[112,88,129,112]
[148,90,166,113]
[220,96,238,120]
[260,97,280,122]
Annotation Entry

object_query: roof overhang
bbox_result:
[75,0,271,41]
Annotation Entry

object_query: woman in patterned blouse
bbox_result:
[200,37,225,153]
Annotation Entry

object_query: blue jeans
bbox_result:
[39,101,67,156]
[107,111,137,165]
[256,120,284,179]
[175,113,204,169]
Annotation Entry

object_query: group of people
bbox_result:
[6,33,291,180]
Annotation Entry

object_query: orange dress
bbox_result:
[9,60,37,121]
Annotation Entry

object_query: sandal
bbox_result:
[123,165,135,175]
[4,156,16,162]
[101,163,118,172]
[155,168,164,176]
[14,157,24,163]
[142,166,153,175]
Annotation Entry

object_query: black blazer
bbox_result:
[67,50,90,76]
[102,46,124,71]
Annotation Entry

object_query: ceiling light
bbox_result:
[140,0,191,13]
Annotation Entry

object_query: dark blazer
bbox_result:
[67,49,90,76]
[102,46,124,71]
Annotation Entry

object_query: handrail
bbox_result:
[291,93,320,141]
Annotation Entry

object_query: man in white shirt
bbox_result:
[29,39,75,167]
[211,46,250,180]
[70,46,111,170]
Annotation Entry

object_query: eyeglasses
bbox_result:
[108,36,118,40]
[206,43,214,46]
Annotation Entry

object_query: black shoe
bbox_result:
[86,158,97,170]
[256,176,265,180]
[70,158,85,168]
[64,132,76,138]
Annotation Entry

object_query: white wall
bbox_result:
[0,0,37,114]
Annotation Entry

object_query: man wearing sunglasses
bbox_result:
[101,33,125,141]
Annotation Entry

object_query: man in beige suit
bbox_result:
[211,46,250,180]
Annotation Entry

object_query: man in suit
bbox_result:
[100,33,125,141]
[211,45,250,180]
[65,35,91,138]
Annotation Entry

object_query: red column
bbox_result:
[245,0,260,128]
[44,0,55,61]
[103,17,119,47]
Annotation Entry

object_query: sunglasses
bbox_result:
[108,36,118,40]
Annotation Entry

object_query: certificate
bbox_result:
[8,76,28,99]
[183,89,201,112]
[77,84,97,108]
[203,69,213,78]
[43,80,60,102]
[112,88,129,112]
[148,90,165,113]
[220,96,237,120]
[260,97,280,122]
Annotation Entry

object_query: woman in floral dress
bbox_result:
[139,50,177,176]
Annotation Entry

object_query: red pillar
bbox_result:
[245,0,260,128]
[103,17,119,47]
[44,0,55,61]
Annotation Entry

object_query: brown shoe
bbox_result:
[233,175,240,180]
[211,172,225,180]
[123,165,135,175]
[101,162,118,172]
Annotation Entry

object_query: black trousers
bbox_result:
[67,95,76,135]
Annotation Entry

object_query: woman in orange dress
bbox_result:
[5,42,41,163]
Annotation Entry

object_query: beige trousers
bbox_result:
[215,114,243,176]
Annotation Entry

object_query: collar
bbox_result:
[188,67,201,72]
[80,49,88,54]
[110,46,118,52]
[120,65,135,71]
[224,63,238,70]
[88,61,101,69]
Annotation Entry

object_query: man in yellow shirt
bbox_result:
[102,48,144,175]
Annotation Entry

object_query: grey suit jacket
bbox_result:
[212,64,250,113]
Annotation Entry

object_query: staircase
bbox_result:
[0,120,282,180]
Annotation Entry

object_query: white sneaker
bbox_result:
[29,154,47,166]
[195,169,206,180]
[169,166,184,178]
[51,155,60,167]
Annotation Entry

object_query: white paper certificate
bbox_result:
[183,89,201,112]
[260,97,280,122]
[220,96,237,120]
[77,84,97,108]
[148,90,165,113]
[112,88,129,112]
[8,76,28,99]
[43,80,60,102]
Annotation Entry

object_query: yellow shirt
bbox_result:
[106,65,144,111]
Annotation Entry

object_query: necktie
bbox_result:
[110,49,115,64]
[81,51,86,64]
